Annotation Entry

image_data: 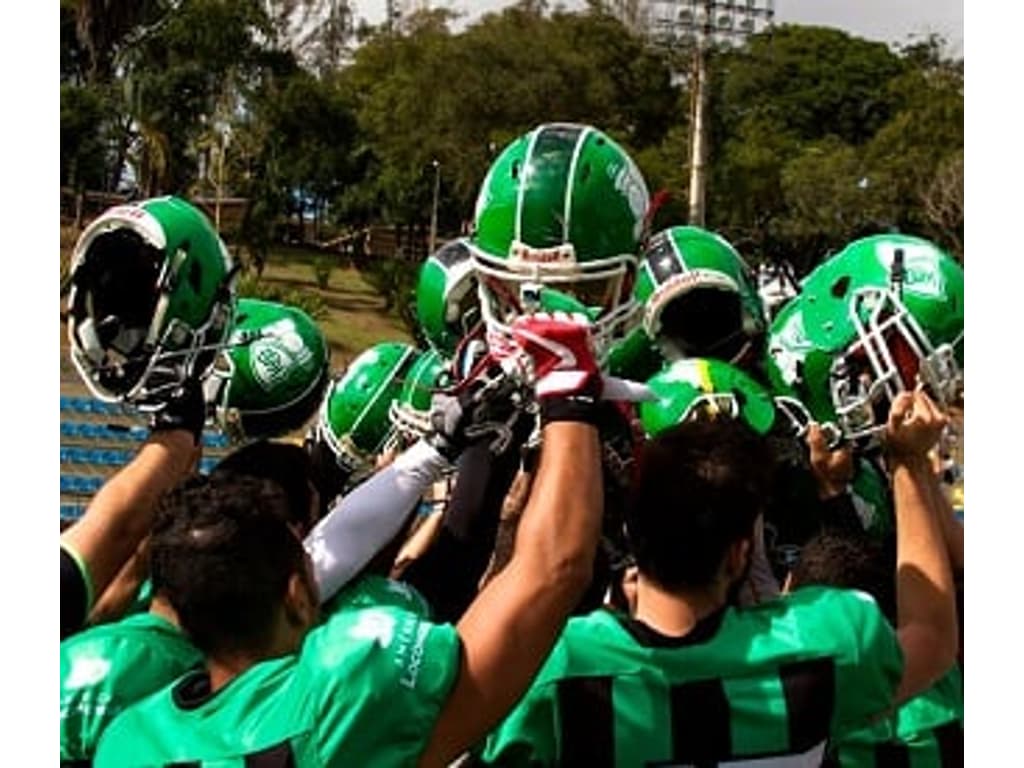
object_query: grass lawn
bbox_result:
[255,252,413,367]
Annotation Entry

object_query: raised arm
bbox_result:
[304,439,451,604]
[886,390,959,705]
[61,413,200,639]
[419,314,604,768]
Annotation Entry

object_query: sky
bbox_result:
[356,0,963,51]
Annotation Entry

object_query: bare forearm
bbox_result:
[893,459,955,625]
[419,421,602,767]
[892,457,957,680]
[61,431,196,604]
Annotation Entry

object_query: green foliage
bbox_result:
[358,257,421,342]
[236,271,327,320]
[312,256,333,289]
[59,4,963,278]
[60,84,110,189]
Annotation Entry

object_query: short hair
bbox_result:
[625,418,774,590]
[211,441,317,534]
[788,529,896,621]
[150,474,308,657]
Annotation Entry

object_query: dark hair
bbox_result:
[788,529,897,621]
[626,418,774,590]
[211,441,317,534]
[150,474,308,657]
[304,434,353,520]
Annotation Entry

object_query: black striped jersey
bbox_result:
[480,586,903,767]
[831,665,963,767]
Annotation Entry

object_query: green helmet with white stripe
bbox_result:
[312,342,419,477]
[204,298,330,443]
[416,238,479,357]
[634,226,766,365]
[470,123,650,360]
[67,196,236,407]
[388,347,452,441]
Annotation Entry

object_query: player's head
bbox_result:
[787,528,896,621]
[304,342,419,509]
[635,226,766,366]
[469,122,650,360]
[150,474,318,659]
[416,238,479,357]
[204,298,330,444]
[67,196,236,407]
[210,440,320,535]
[626,418,774,594]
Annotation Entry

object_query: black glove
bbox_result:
[425,364,529,462]
[148,380,207,446]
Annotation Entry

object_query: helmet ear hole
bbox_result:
[831,276,851,298]
[511,160,521,180]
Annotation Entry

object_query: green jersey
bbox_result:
[94,576,461,768]
[481,587,902,767]
[60,612,201,763]
[832,665,963,767]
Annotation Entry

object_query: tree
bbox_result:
[921,150,963,262]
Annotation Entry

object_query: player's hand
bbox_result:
[806,423,854,499]
[504,312,601,399]
[884,389,948,463]
[426,363,528,461]
[148,379,207,446]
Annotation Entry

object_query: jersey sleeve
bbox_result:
[828,589,904,736]
[301,587,463,764]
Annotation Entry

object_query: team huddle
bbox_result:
[59,123,964,767]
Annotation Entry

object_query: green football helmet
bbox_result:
[416,238,479,357]
[204,298,330,443]
[312,341,419,477]
[640,357,778,437]
[67,196,236,407]
[635,226,766,365]
[388,347,452,441]
[469,122,650,359]
[765,234,964,443]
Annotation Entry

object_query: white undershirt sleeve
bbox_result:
[304,439,450,603]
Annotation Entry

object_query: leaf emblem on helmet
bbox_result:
[248,317,313,392]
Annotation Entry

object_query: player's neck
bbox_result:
[634,573,728,637]
[206,618,306,693]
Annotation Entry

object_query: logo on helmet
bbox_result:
[248,318,312,391]
[510,242,576,264]
[607,158,649,241]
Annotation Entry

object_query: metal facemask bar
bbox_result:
[831,285,962,442]
[774,395,844,449]
[472,243,640,361]
[475,274,640,365]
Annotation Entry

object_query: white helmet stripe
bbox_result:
[563,125,593,243]
[514,127,544,245]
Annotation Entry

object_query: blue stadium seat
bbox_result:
[202,432,230,449]
[60,503,87,521]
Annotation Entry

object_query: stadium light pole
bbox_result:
[650,1,775,226]
[429,159,441,255]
